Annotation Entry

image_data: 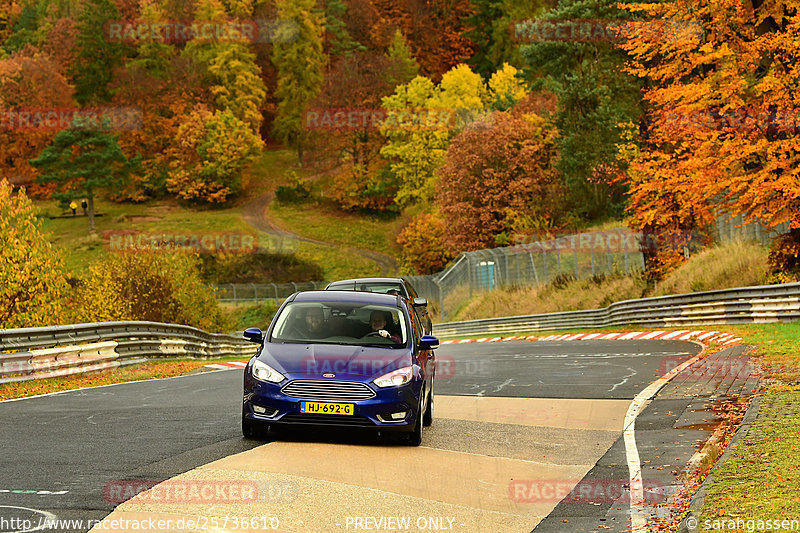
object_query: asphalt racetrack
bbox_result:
[0,340,713,533]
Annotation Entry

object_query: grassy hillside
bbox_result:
[34,149,402,281]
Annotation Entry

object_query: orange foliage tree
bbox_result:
[0,45,75,189]
[619,0,800,278]
[396,211,454,274]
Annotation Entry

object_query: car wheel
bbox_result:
[406,391,424,446]
[242,416,266,440]
[423,383,433,427]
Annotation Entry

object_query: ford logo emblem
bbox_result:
[322,373,335,378]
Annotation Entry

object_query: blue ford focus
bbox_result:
[241,290,438,445]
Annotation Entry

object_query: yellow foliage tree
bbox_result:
[0,179,69,328]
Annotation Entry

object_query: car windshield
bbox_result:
[328,282,406,296]
[270,302,407,347]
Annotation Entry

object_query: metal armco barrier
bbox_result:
[0,321,257,383]
[433,282,800,338]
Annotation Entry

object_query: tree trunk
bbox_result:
[88,194,96,233]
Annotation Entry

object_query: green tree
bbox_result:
[384,29,419,86]
[70,0,126,104]
[0,179,70,328]
[2,1,39,54]
[463,0,551,78]
[324,0,366,57]
[30,115,134,232]
[519,0,642,221]
[272,0,326,163]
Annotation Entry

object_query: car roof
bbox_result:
[292,290,402,306]
[326,277,406,285]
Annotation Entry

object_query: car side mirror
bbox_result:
[412,297,428,308]
[420,335,439,350]
[243,328,264,343]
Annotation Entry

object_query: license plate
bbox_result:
[300,402,354,415]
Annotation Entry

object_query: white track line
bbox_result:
[625,344,706,531]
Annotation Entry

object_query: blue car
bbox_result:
[241,290,438,446]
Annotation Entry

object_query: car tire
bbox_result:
[242,416,264,440]
[406,391,424,446]
[423,384,433,427]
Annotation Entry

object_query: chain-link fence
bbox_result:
[408,228,646,320]
[715,213,789,246]
[213,281,327,304]
[214,219,790,320]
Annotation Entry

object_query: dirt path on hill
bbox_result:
[241,189,399,277]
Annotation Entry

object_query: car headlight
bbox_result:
[252,360,285,383]
[374,366,414,388]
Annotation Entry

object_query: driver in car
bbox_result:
[367,310,402,343]
[291,307,330,339]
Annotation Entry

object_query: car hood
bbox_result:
[258,343,412,379]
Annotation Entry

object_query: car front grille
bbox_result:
[279,414,376,427]
[281,380,376,401]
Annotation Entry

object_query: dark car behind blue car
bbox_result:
[241,290,438,446]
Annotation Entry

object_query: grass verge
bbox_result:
[697,323,800,525]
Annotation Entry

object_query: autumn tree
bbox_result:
[397,211,454,274]
[619,0,800,278]
[381,63,521,207]
[437,111,565,251]
[272,0,326,163]
[0,179,69,328]
[0,45,75,187]
[31,115,135,232]
[520,0,643,221]
[315,51,401,212]
[166,107,263,203]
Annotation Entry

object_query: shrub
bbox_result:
[79,252,229,332]
[275,171,312,204]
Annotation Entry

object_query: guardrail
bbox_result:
[0,321,257,384]
[433,282,800,338]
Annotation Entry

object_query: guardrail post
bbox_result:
[251,283,257,301]
[271,283,278,302]
[231,283,236,303]
[291,282,297,293]
[591,240,595,276]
